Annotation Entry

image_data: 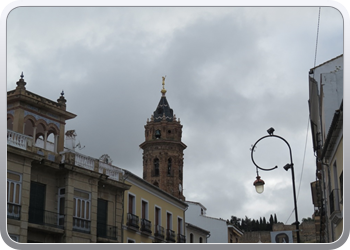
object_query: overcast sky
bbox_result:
[6,5,344,225]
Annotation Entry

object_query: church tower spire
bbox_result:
[140,77,186,200]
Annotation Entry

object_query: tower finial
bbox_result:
[161,75,167,95]
[16,71,26,89]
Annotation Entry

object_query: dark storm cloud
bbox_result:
[6,6,343,223]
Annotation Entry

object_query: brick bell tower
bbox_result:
[140,76,186,200]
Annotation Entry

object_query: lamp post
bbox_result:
[250,127,300,243]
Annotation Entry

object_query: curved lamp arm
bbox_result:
[251,134,293,171]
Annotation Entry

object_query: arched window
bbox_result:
[167,158,172,175]
[155,129,161,139]
[23,119,35,137]
[199,237,203,243]
[154,158,159,176]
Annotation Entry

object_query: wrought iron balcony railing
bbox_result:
[166,229,176,242]
[140,218,152,233]
[97,222,118,240]
[154,224,164,239]
[28,208,64,229]
[127,213,139,229]
[177,234,186,243]
[7,203,21,220]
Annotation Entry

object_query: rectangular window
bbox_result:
[167,212,172,230]
[140,200,151,233]
[7,171,22,219]
[155,206,161,226]
[73,189,91,233]
[97,199,108,238]
[141,200,148,219]
[58,188,65,226]
[128,193,136,214]
[29,181,46,225]
[127,193,139,228]
[177,217,183,234]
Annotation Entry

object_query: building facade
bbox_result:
[308,55,343,242]
[140,77,186,200]
[122,170,187,243]
[185,201,243,243]
[185,222,210,243]
[7,74,130,243]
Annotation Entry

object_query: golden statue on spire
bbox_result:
[161,75,167,95]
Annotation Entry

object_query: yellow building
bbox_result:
[7,74,130,243]
[122,170,187,243]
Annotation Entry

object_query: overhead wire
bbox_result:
[285,7,321,225]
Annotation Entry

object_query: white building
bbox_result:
[309,54,343,242]
[185,201,243,243]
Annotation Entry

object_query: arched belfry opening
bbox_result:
[140,76,186,200]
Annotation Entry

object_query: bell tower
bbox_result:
[140,77,186,200]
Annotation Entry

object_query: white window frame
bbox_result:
[177,216,183,234]
[128,192,136,214]
[154,205,162,226]
[73,189,91,232]
[57,187,65,226]
[7,171,22,219]
[166,211,173,230]
[141,198,149,220]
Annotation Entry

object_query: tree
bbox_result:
[230,216,242,229]
[302,217,314,222]
[274,213,278,223]
[269,214,274,225]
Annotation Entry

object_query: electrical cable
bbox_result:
[285,8,321,225]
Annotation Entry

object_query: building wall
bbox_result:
[7,146,128,243]
[186,226,208,243]
[6,79,131,244]
[123,175,187,243]
[240,222,317,243]
[308,55,343,243]
[185,202,228,243]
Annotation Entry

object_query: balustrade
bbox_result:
[7,129,31,150]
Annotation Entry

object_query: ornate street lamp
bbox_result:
[250,127,301,243]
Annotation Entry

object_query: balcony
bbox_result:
[154,225,164,239]
[7,203,21,220]
[140,218,152,234]
[7,129,57,162]
[7,130,32,150]
[329,189,342,225]
[28,208,64,229]
[97,223,118,240]
[73,217,91,233]
[127,213,139,229]
[166,229,176,242]
[177,234,186,243]
[60,150,123,181]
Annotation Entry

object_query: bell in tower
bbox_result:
[140,76,186,200]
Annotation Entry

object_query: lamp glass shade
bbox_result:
[255,184,264,194]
